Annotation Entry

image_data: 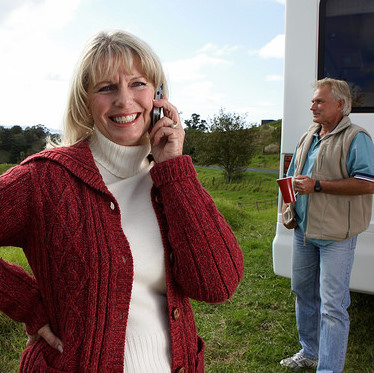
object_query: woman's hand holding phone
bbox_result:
[149,86,184,163]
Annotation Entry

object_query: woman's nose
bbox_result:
[114,87,132,106]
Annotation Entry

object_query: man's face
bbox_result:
[310,84,344,127]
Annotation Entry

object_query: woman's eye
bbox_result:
[132,81,147,88]
[98,84,116,92]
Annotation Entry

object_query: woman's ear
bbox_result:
[85,105,92,120]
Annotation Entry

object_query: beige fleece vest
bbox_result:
[294,116,372,241]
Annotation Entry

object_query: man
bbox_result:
[280,78,374,372]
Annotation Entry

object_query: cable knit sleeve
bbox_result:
[0,165,49,335]
[150,155,244,303]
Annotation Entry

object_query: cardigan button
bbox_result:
[110,202,115,210]
[154,194,162,204]
[175,367,186,373]
[172,307,180,321]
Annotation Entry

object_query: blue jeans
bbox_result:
[291,227,357,373]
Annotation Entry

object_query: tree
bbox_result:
[184,113,208,131]
[0,125,51,163]
[183,113,208,161]
[195,109,256,182]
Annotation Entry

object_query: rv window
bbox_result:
[318,0,374,112]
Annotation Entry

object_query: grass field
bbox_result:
[0,165,373,372]
[192,168,374,373]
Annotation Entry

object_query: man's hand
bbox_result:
[282,203,298,229]
[293,175,315,195]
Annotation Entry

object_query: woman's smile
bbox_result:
[110,113,139,125]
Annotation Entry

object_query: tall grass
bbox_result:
[0,166,373,372]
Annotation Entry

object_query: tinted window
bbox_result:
[319,0,374,112]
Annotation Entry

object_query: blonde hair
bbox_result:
[55,30,167,146]
[314,78,352,116]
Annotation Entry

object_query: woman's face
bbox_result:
[87,58,155,146]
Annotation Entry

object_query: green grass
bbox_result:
[192,169,374,372]
[0,247,30,372]
[1,167,373,372]
[0,164,15,174]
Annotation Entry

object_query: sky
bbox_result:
[0,0,285,131]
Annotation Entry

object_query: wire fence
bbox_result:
[237,197,279,211]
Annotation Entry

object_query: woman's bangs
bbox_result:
[90,48,135,87]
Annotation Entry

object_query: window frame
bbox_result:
[318,0,374,113]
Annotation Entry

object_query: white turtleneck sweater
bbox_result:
[89,129,171,372]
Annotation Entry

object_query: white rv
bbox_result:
[272,0,374,294]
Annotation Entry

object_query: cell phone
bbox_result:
[151,83,164,127]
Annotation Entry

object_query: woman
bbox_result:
[0,30,244,372]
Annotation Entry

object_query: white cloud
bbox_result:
[199,43,241,56]
[256,101,273,107]
[166,40,283,124]
[0,0,82,79]
[164,53,231,84]
[0,0,42,24]
[266,74,283,82]
[249,34,285,59]
[175,81,227,120]
[163,45,236,121]
[1,0,81,35]
[0,0,82,129]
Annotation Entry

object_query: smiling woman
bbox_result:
[87,62,155,146]
[59,31,169,147]
[0,30,244,373]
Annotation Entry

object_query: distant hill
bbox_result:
[246,120,281,170]
[254,119,281,154]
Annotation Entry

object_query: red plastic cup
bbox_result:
[277,176,296,203]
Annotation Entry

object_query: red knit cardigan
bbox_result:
[0,141,244,372]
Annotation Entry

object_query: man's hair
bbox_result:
[314,78,352,116]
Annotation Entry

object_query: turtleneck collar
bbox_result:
[88,127,152,179]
